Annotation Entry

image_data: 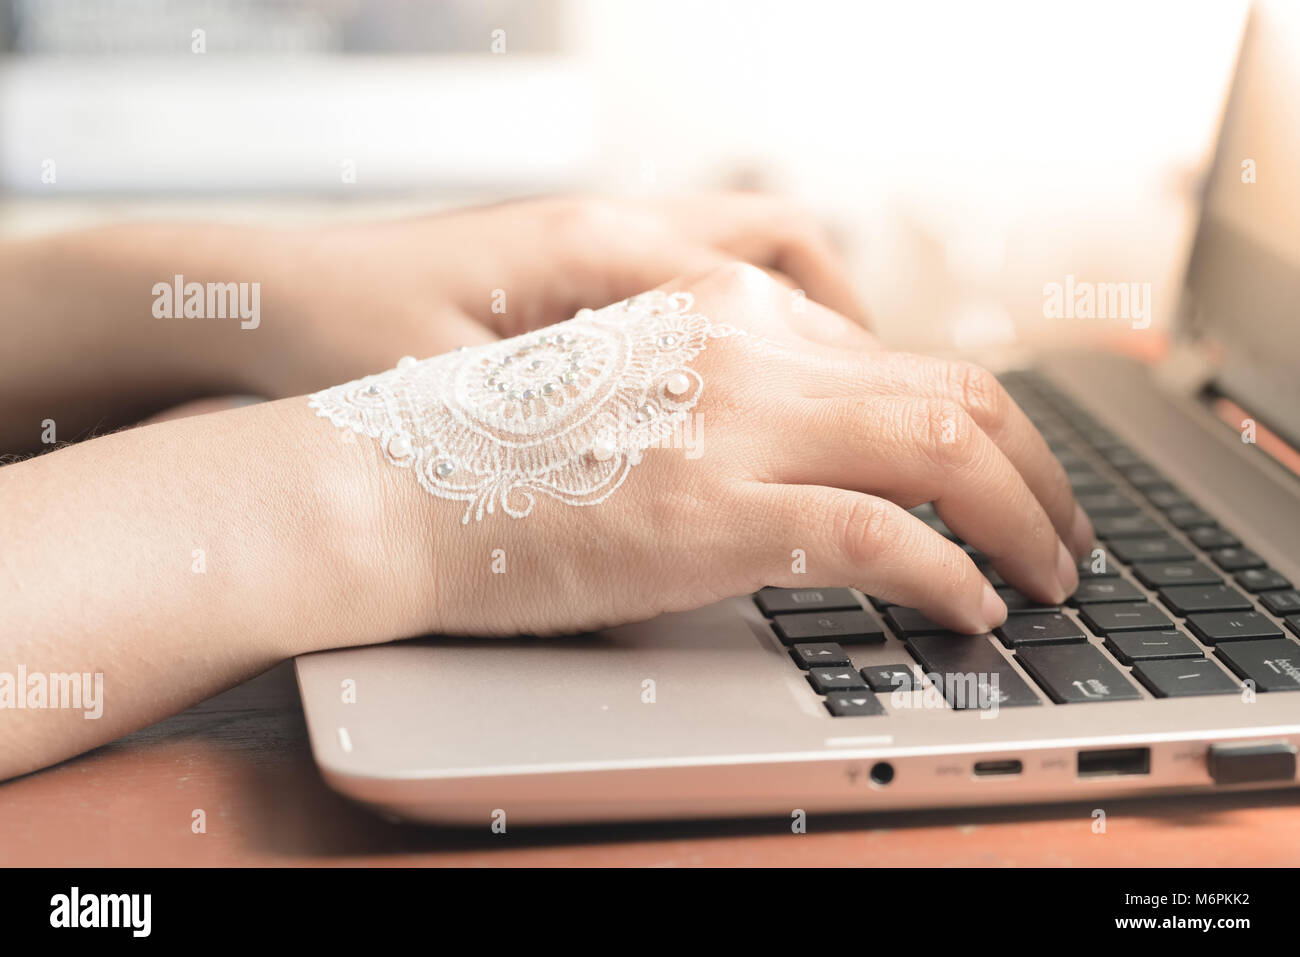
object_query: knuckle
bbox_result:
[834,495,893,567]
[948,360,1007,426]
[704,260,778,296]
[915,399,976,468]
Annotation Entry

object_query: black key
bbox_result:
[1108,537,1193,563]
[807,666,868,694]
[756,587,860,616]
[1261,590,1300,616]
[1288,615,1300,638]
[1069,578,1146,605]
[1102,447,1145,469]
[996,613,1087,648]
[1158,584,1253,616]
[1093,515,1166,540]
[789,642,852,670]
[1080,602,1175,634]
[1235,568,1292,593]
[1078,550,1119,578]
[1131,658,1240,698]
[772,610,884,646]
[883,606,950,637]
[1211,547,1266,571]
[859,663,920,692]
[1132,561,1222,588]
[1121,465,1171,490]
[905,634,1041,709]
[1147,488,1193,510]
[1215,639,1300,692]
[1105,628,1204,664]
[1164,506,1217,530]
[1077,491,1141,517]
[1188,527,1240,550]
[1066,467,1111,493]
[1186,611,1283,645]
[1016,643,1142,703]
[824,692,886,717]
[995,587,1060,614]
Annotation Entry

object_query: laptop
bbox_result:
[294,10,1300,825]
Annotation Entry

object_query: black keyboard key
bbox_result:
[772,610,884,646]
[1104,628,1204,664]
[905,634,1041,709]
[1016,643,1142,703]
[756,587,860,616]
[1261,590,1300,616]
[1164,506,1217,530]
[1235,568,1292,593]
[1079,602,1175,634]
[1132,561,1222,588]
[824,692,886,716]
[1147,488,1193,510]
[1093,515,1166,540]
[859,663,920,692]
[1066,468,1112,493]
[995,587,1060,614]
[1215,639,1300,692]
[807,666,868,694]
[1288,615,1300,638]
[1077,491,1141,517]
[1158,584,1253,615]
[1211,547,1266,571]
[1186,611,1283,645]
[995,613,1087,648]
[1070,578,1146,605]
[789,642,852,670]
[1078,550,1119,578]
[1188,527,1240,550]
[883,606,949,637]
[1121,465,1171,490]
[1131,658,1240,697]
[1102,447,1145,469]
[1108,537,1193,563]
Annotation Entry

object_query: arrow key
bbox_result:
[807,667,869,694]
[789,642,852,671]
[824,692,886,716]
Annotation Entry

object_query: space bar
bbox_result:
[905,634,1043,709]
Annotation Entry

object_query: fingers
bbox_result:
[811,351,1092,561]
[767,396,1078,604]
[744,483,1006,634]
[660,192,871,327]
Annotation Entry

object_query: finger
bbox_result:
[745,482,1006,634]
[767,395,1077,604]
[660,192,871,327]
[812,351,1092,560]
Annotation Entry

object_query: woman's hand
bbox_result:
[357,263,1092,641]
[265,193,871,395]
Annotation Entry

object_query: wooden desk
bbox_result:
[3,661,1299,866]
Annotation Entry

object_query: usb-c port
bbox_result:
[974,759,1023,776]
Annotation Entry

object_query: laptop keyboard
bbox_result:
[754,369,1300,716]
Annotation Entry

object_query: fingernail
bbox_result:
[1055,539,1078,602]
[981,581,1007,631]
[1069,502,1094,559]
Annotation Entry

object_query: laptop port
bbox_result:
[973,759,1023,776]
[1077,747,1150,777]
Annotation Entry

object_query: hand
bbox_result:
[264,193,871,396]
[350,263,1092,641]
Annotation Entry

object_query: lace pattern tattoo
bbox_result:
[309,291,739,523]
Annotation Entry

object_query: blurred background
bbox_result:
[0,0,1254,350]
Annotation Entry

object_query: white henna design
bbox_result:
[309,291,739,523]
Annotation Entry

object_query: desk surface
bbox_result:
[4,661,1299,867]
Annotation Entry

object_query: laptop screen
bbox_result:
[1182,1,1300,446]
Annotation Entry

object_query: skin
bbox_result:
[0,198,1092,781]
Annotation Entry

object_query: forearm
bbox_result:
[0,224,309,451]
[0,398,439,780]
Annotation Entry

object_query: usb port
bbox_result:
[973,759,1023,776]
[1077,747,1150,777]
